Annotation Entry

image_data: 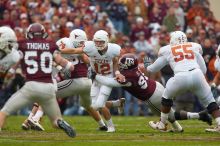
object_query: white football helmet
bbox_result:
[69,29,87,48]
[0,26,17,57]
[170,31,187,46]
[93,30,109,51]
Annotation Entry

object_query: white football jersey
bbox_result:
[56,37,81,65]
[0,48,21,74]
[83,41,121,76]
[148,42,204,74]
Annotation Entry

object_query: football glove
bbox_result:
[60,68,71,79]
[87,66,96,81]
[143,56,152,69]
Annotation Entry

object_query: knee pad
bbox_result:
[207,102,219,114]
[161,97,173,107]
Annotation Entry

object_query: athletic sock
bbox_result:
[32,110,43,122]
[28,112,34,120]
[106,118,114,127]
[161,112,168,124]
[215,117,220,126]
[98,119,106,127]
[187,112,199,119]
[112,100,120,107]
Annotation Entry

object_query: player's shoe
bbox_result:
[57,119,76,138]
[170,121,184,132]
[107,126,116,133]
[205,125,220,133]
[149,121,168,132]
[21,120,30,130]
[198,111,212,125]
[98,125,108,131]
[118,98,125,114]
[27,118,45,131]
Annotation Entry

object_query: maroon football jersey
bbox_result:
[19,38,57,83]
[121,68,156,101]
[69,57,88,78]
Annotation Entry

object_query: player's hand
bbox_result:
[60,63,74,79]
[115,73,126,83]
[87,66,96,80]
[211,83,219,98]
[60,68,71,79]
[143,56,152,69]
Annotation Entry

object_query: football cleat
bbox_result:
[198,111,212,125]
[107,126,116,133]
[27,118,45,131]
[57,119,76,138]
[98,126,108,131]
[118,98,125,115]
[21,120,30,130]
[205,125,220,133]
[149,121,168,132]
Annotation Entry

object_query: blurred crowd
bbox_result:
[0,0,219,116]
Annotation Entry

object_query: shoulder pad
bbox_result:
[158,45,169,57]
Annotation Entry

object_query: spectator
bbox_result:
[130,17,150,42]
[107,0,128,33]
[125,0,148,19]
[162,6,178,32]
[186,0,205,26]
[133,32,153,55]
[173,0,185,31]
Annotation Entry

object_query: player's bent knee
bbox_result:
[161,97,173,107]
[207,102,219,114]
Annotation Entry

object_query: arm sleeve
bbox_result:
[147,56,168,73]
[95,75,130,87]
[196,53,207,74]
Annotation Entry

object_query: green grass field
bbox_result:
[0,116,219,146]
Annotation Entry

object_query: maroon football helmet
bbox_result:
[119,53,138,71]
[26,23,48,39]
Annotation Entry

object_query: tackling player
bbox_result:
[0,23,76,137]
[88,53,212,132]
[145,31,220,133]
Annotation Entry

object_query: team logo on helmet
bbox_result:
[119,53,138,71]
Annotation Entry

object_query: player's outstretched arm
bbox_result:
[60,47,84,54]
[54,52,74,72]
[95,74,131,87]
[147,56,167,73]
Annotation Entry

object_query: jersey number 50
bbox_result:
[25,51,53,74]
[171,44,194,62]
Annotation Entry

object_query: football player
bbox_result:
[144,31,220,133]
[54,29,108,131]
[89,53,212,132]
[0,26,21,86]
[0,23,76,137]
[60,30,125,132]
